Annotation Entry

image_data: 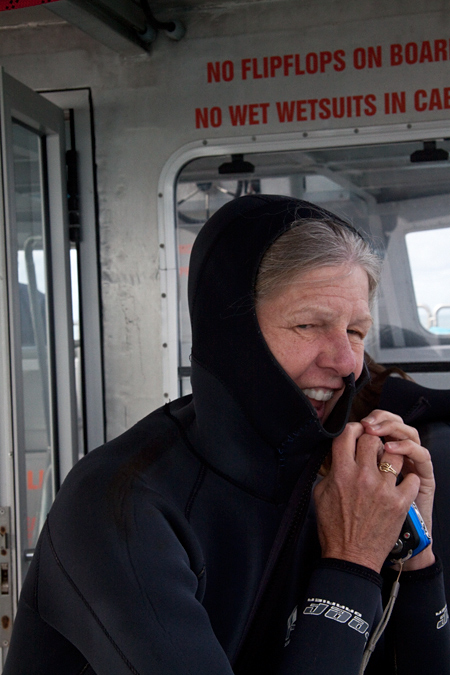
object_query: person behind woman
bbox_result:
[4,195,449,674]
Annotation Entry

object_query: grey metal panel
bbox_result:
[45,132,79,482]
[43,89,106,453]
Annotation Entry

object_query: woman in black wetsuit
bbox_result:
[4,195,450,674]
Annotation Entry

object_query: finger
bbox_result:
[384,440,434,483]
[325,423,365,482]
[354,432,385,469]
[395,471,421,506]
[361,410,420,445]
[361,409,403,428]
[330,422,364,464]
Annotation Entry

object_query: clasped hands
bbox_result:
[314,410,435,573]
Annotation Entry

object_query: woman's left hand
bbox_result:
[361,409,435,570]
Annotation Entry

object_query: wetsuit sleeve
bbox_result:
[383,560,450,674]
[278,559,383,675]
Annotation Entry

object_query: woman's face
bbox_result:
[256,264,372,422]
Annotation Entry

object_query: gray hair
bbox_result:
[255,218,381,306]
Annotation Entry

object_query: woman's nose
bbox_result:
[317,333,358,376]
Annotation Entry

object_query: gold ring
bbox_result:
[378,462,398,477]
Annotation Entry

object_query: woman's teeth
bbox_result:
[302,388,334,402]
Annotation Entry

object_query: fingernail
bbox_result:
[386,442,399,450]
[362,416,375,424]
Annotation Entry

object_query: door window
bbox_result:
[13,121,54,553]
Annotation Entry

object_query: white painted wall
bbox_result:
[0,0,449,439]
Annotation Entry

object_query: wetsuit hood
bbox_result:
[188,194,369,453]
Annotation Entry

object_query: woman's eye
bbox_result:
[347,329,364,339]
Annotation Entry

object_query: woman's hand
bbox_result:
[360,410,435,570]
[313,417,430,574]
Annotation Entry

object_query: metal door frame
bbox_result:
[0,68,78,628]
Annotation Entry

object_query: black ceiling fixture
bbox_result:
[218,154,255,175]
[138,0,185,42]
[47,0,185,52]
[410,141,449,163]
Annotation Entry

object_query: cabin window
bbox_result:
[406,227,450,334]
[175,137,450,394]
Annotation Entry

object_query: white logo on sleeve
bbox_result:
[436,604,449,630]
[303,597,370,639]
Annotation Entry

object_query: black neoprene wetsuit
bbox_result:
[4,195,450,674]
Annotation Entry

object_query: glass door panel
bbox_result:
[13,121,54,554]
